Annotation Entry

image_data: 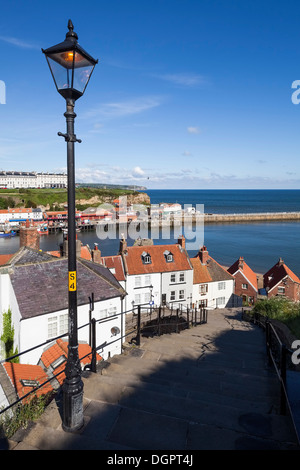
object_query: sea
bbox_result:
[1,189,299,276]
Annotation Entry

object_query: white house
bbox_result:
[190,246,236,309]
[119,235,193,311]
[0,247,126,365]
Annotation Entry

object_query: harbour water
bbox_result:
[0,189,299,276]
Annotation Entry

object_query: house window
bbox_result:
[170,291,176,301]
[170,273,176,283]
[135,276,141,287]
[278,286,285,295]
[164,250,173,262]
[144,292,151,303]
[48,314,68,339]
[99,309,108,319]
[135,294,141,304]
[242,283,248,289]
[179,272,185,282]
[218,282,226,290]
[216,297,225,307]
[108,306,117,316]
[199,284,208,294]
[179,289,185,300]
[145,275,151,286]
[141,252,151,264]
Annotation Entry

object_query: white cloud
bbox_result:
[187,127,201,134]
[0,35,40,50]
[83,96,163,121]
[132,166,145,177]
[154,73,206,87]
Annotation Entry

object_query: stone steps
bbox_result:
[9,309,300,450]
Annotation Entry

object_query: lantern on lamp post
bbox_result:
[42,20,98,432]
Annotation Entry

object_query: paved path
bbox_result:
[6,309,300,450]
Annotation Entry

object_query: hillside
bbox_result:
[0,187,150,211]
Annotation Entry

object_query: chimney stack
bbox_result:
[92,243,102,264]
[19,219,40,250]
[178,235,185,249]
[238,256,244,270]
[119,235,127,254]
[199,246,209,265]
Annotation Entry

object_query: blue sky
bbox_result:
[0,0,300,189]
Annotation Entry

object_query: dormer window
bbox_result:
[141,251,151,264]
[164,250,173,262]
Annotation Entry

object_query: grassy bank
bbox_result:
[0,187,141,210]
[252,297,300,339]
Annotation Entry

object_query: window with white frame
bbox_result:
[108,306,117,316]
[145,275,151,286]
[179,272,185,282]
[48,314,68,339]
[199,284,208,294]
[134,293,141,304]
[218,282,226,290]
[242,283,248,289]
[99,309,108,320]
[144,292,151,303]
[179,289,185,300]
[135,276,141,287]
[170,291,176,301]
[170,273,176,283]
[216,297,225,307]
[278,286,285,294]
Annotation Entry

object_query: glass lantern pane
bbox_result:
[47,56,73,91]
[73,64,94,93]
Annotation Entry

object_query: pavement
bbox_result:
[3,308,300,451]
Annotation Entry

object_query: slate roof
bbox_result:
[191,252,234,284]
[7,246,55,266]
[8,248,125,319]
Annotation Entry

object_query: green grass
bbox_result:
[0,187,141,210]
[253,297,300,338]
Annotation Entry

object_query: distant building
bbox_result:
[228,256,258,305]
[190,246,237,309]
[0,171,67,189]
[0,247,126,364]
[263,258,300,302]
[118,235,193,311]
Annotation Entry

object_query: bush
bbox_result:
[253,297,300,338]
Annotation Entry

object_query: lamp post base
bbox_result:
[62,375,84,432]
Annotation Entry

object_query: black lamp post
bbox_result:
[42,20,97,432]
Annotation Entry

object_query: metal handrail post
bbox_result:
[91,318,97,373]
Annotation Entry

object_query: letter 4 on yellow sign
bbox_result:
[69,271,77,291]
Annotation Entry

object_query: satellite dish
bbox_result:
[111,326,120,336]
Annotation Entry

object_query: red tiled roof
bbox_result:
[0,253,14,266]
[40,339,102,385]
[122,244,192,275]
[102,255,126,281]
[190,257,212,284]
[3,362,53,402]
[228,257,258,291]
[264,259,300,292]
